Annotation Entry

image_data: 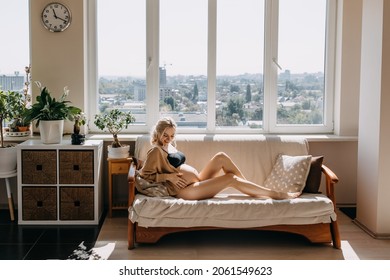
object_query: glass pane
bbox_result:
[277,0,326,125]
[97,0,146,124]
[160,0,208,128]
[0,0,29,91]
[216,0,265,129]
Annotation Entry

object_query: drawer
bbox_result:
[22,150,57,184]
[111,162,130,174]
[59,150,94,184]
[60,187,94,220]
[22,187,57,220]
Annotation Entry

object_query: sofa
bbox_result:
[127,135,340,249]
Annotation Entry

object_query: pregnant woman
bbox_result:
[136,117,300,200]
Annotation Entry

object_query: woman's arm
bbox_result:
[139,147,174,183]
[140,146,187,188]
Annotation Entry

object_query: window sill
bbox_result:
[86,133,358,143]
[3,133,358,144]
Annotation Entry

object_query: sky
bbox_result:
[98,0,326,77]
[0,0,30,75]
[0,0,326,77]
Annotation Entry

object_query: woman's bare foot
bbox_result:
[274,191,301,200]
[285,192,301,199]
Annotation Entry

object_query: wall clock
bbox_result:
[41,2,72,32]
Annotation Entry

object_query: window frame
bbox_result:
[88,0,336,134]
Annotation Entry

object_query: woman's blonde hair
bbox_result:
[151,117,177,146]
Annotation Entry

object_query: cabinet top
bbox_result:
[17,139,103,149]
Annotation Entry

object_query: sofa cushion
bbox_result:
[303,156,324,193]
[264,154,312,193]
[134,135,309,188]
[129,193,337,228]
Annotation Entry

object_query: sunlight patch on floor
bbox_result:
[341,240,360,260]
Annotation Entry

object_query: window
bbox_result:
[216,0,265,130]
[274,0,330,131]
[0,0,29,92]
[159,0,208,128]
[95,0,335,133]
[97,0,146,125]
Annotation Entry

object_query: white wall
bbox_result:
[357,0,390,236]
[334,0,362,136]
[309,139,358,205]
[30,0,86,133]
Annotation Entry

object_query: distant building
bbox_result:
[133,80,146,101]
[159,67,167,86]
[160,87,173,100]
[0,72,24,91]
[160,66,172,100]
[279,69,291,81]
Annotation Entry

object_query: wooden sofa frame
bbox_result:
[127,163,341,250]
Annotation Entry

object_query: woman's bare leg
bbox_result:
[198,152,247,181]
[176,173,299,200]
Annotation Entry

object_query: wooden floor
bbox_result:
[95,208,390,260]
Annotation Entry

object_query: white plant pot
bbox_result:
[39,120,64,144]
[108,144,129,159]
[0,144,17,176]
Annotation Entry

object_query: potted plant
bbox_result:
[24,82,82,144]
[94,109,135,158]
[71,112,86,145]
[8,65,32,135]
[0,90,20,175]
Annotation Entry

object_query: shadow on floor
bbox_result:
[339,207,356,219]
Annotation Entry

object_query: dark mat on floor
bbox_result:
[339,207,356,219]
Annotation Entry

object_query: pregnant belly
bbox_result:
[178,164,200,184]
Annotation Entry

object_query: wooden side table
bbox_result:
[107,157,132,217]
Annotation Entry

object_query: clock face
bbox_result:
[41,2,71,32]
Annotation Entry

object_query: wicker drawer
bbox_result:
[22,150,57,184]
[60,187,94,220]
[59,150,94,184]
[22,187,57,220]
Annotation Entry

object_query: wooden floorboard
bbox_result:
[95,208,390,260]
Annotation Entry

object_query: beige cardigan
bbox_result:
[136,146,179,196]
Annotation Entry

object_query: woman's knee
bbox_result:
[213,152,230,163]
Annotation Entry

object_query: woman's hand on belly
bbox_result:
[178,164,200,185]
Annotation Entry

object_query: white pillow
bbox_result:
[264,154,312,193]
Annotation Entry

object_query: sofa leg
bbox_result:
[331,221,341,249]
[128,220,135,250]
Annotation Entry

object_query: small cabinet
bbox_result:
[17,139,103,225]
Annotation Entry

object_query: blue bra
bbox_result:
[167,151,186,168]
